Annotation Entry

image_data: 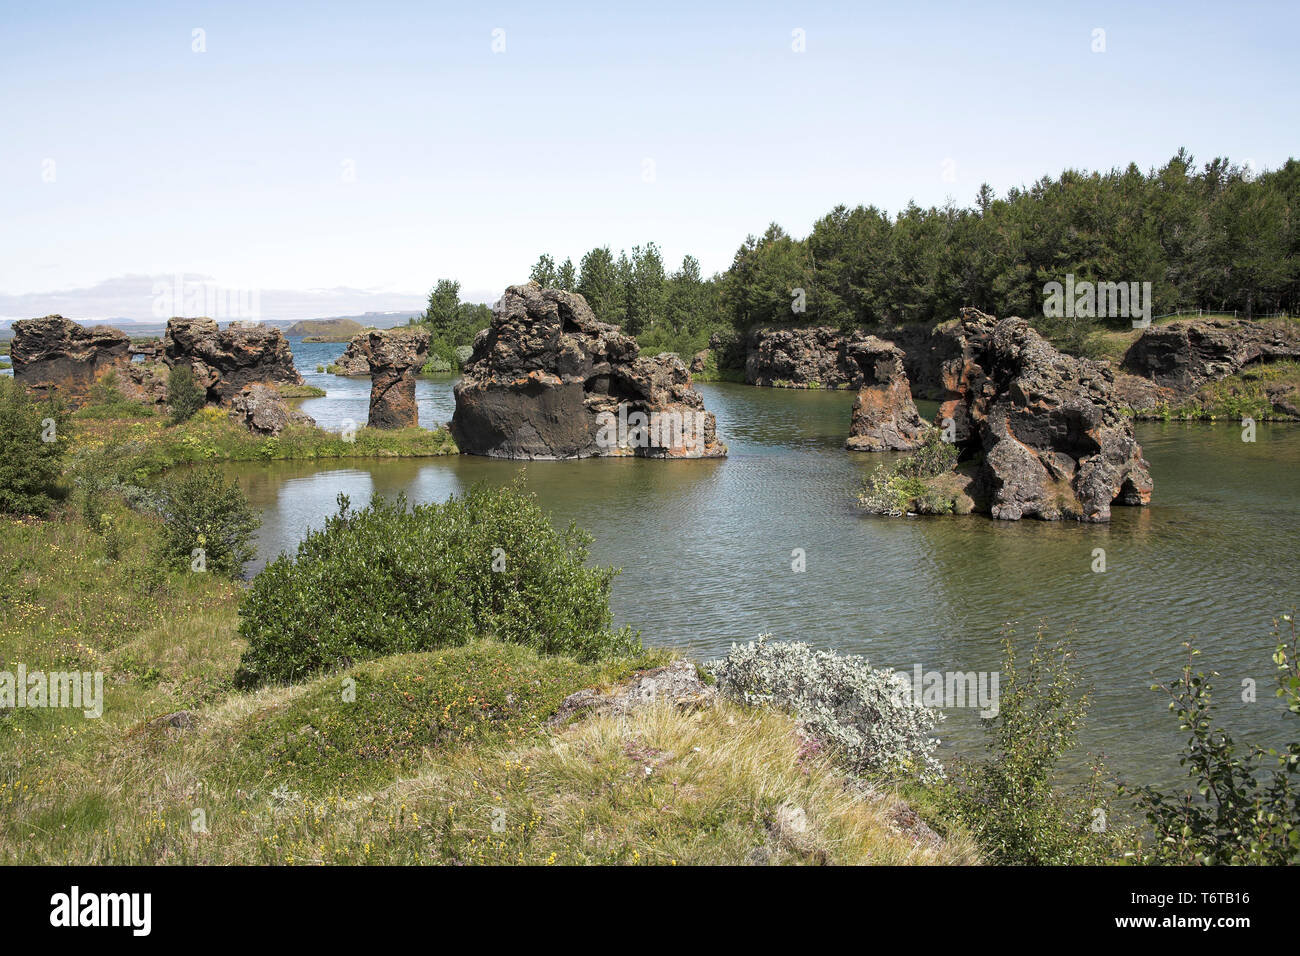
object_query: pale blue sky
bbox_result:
[2,0,1297,319]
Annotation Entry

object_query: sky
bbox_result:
[2,0,1297,321]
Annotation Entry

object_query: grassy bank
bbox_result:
[0,505,973,865]
[1139,359,1300,421]
[69,398,457,481]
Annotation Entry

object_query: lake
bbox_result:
[220,338,1300,789]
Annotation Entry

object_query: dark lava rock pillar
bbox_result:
[362,328,429,429]
[844,337,930,451]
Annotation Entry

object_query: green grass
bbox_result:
[1145,359,1300,421]
[69,404,457,481]
[275,382,327,398]
[0,496,974,865]
[692,366,745,383]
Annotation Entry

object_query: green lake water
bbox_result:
[221,341,1300,788]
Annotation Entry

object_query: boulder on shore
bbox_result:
[451,283,726,459]
[163,318,302,403]
[930,309,1153,522]
[228,383,316,436]
[360,328,429,429]
[844,337,930,452]
[10,315,131,406]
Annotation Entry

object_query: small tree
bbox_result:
[153,468,259,578]
[423,279,462,337]
[0,377,67,517]
[1123,616,1300,864]
[942,630,1122,864]
[166,363,206,424]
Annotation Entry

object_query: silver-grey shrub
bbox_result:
[710,635,943,779]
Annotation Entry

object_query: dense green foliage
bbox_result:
[166,363,206,424]
[1123,617,1300,864]
[413,278,493,372]
[235,480,637,686]
[535,243,722,355]
[940,632,1122,865]
[718,151,1300,332]
[153,467,260,578]
[519,150,1300,363]
[0,377,67,516]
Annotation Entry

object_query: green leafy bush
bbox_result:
[153,468,259,578]
[939,631,1121,864]
[1123,615,1300,864]
[858,431,958,515]
[166,363,206,425]
[0,377,68,517]
[235,479,637,686]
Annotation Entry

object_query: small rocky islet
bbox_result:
[10,286,1300,522]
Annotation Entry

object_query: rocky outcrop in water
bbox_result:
[360,328,428,428]
[930,309,1153,522]
[844,338,930,452]
[329,333,373,375]
[10,316,131,406]
[163,318,302,403]
[1121,318,1300,394]
[229,383,316,436]
[745,327,863,388]
[451,283,726,459]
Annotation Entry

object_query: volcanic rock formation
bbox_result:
[359,327,429,429]
[228,383,316,436]
[1121,318,1300,394]
[451,283,726,459]
[10,315,131,406]
[163,318,302,403]
[329,333,373,375]
[932,309,1153,522]
[843,337,931,452]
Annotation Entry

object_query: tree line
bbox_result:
[417,149,1299,364]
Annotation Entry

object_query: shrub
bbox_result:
[235,479,637,686]
[858,431,957,515]
[166,363,206,425]
[0,377,68,517]
[73,371,155,420]
[153,468,259,578]
[1122,615,1300,864]
[940,630,1121,864]
[709,636,943,778]
[895,430,957,478]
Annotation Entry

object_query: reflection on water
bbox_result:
[220,342,1300,787]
